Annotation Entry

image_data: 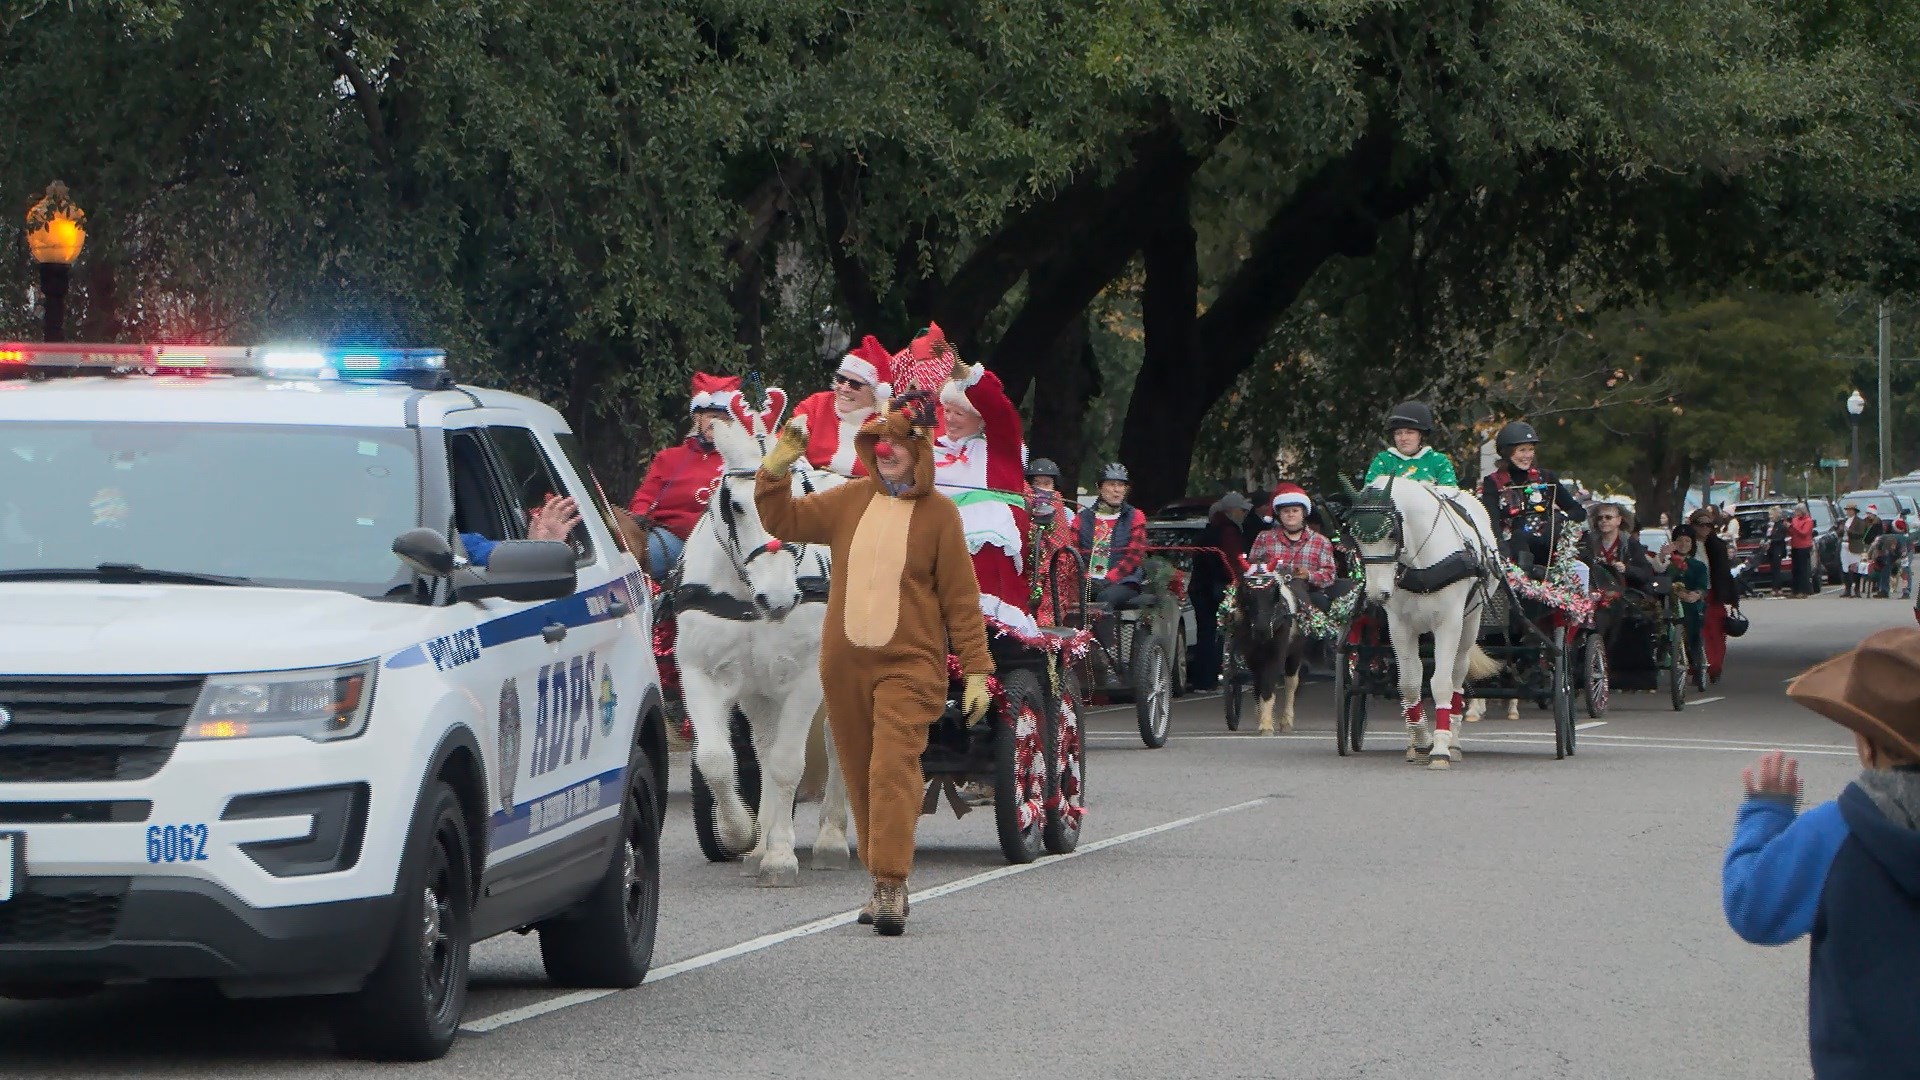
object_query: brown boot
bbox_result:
[856,889,909,926]
[870,880,908,936]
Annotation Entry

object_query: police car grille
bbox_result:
[0,677,204,783]
[0,879,127,945]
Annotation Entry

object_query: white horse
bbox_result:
[674,387,852,883]
[1346,475,1503,771]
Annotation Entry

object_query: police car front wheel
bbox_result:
[539,748,661,988]
[333,780,473,1062]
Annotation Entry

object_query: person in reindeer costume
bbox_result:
[790,334,896,478]
[917,324,1036,635]
[755,391,993,937]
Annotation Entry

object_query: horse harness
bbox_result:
[1349,476,1492,596]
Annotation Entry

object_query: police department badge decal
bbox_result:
[597,668,618,739]
[497,678,522,812]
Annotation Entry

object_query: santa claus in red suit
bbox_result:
[627,372,736,576]
[919,326,1034,634]
[789,335,895,478]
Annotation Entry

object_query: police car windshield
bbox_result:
[0,421,419,597]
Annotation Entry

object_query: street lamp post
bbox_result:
[24,182,86,343]
[1848,389,1867,492]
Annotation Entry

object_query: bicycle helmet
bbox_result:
[1098,463,1130,484]
[1495,420,1541,456]
[1026,457,1062,482]
[1385,401,1434,434]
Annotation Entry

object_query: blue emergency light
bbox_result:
[0,342,450,387]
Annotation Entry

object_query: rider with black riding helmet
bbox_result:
[1026,457,1062,494]
[1364,401,1458,486]
[1075,463,1148,608]
[1479,419,1586,570]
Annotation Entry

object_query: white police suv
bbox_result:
[0,342,667,1060]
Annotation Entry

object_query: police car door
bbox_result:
[479,424,634,871]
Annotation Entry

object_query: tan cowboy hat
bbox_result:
[1786,628,1920,761]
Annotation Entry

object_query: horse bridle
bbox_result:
[1347,475,1464,585]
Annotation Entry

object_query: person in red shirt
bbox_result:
[789,335,896,478]
[628,372,736,577]
[1788,503,1817,597]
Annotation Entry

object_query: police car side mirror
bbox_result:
[453,540,577,603]
[393,528,456,576]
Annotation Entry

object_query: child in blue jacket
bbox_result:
[1722,627,1920,1080]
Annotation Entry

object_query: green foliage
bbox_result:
[1550,293,1846,503]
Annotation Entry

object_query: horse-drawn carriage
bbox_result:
[1039,545,1194,748]
[1319,474,1601,767]
[1591,572,1698,711]
[921,629,1088,863]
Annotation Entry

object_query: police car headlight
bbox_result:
[185,662,375,742]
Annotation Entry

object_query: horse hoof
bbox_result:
[812,846,851,871]
[738,853,762,876]
[1427,754,1452,771]
[1257,726,1275,736]
[1448,746,1463,762]
[1278,718,1295,734]
[757,863,801,888]
[1405,746,1429,763]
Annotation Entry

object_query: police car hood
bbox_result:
[0,583,430,675]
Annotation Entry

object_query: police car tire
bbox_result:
[334,781,472,1062]
[539,750,661,988]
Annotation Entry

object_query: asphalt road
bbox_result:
[1,590,1909,1079]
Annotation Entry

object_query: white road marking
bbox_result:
[1082,732,1856,756]
[1575,721,1608,730]
[1688,696,1726,706]
[459,797,1270,1035]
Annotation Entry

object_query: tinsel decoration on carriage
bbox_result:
[1501,520,1599,626]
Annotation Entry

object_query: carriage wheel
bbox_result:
[1552,625,1574,760]
[1583,632,1610,718]
[1332,644,1351,756]
[1350,677,1369,754]
[1043,668,1086,856]
[1171,627,1190,698]
[1132,635,1173,749]
[691,713,763,863]
[994,669,1049,865]
[1667,621,1688,712]
[1223,644,1244,731]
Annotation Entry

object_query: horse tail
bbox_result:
[1466,644,1502,681]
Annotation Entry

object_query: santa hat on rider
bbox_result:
[836,335,896,404]
[1271,482,1312,514]
[688,372,741,413]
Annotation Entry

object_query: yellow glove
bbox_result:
[760,418,809,475]
[962,673,992,725]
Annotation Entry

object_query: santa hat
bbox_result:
[689,372,741,413]
[1271,482,1312,513]
[836,335,895,403]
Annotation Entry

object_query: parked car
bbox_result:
[1839,488,1914,527]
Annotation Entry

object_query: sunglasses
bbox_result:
[832,374,869,391]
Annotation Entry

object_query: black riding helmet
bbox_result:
[1385,401,1434,434]
[1098,463,1130,484]
[1495,420,1541,456]
[1026,457,1062,482]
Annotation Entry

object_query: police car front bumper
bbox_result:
[0,875,398,998]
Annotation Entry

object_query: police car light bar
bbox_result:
[0,342,448,383]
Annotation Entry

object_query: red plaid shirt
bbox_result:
[1247,526,1337,588]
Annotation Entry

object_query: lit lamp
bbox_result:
[24,182,86,343]
[1847,389,1867,490]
